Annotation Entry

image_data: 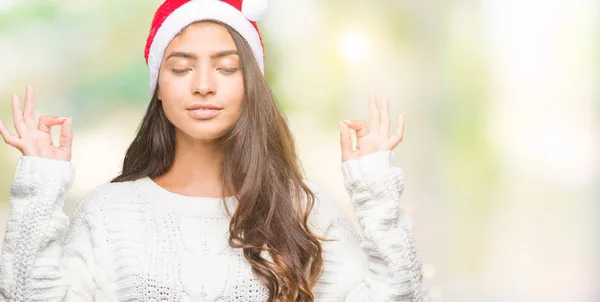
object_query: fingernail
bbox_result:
[342,120,350,124]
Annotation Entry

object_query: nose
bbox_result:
[191,67,216,96]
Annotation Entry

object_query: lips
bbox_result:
[185,103,222,110]
[186,108,221,120]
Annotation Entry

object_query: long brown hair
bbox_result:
[112,21,325,301]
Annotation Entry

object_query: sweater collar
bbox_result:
[132,176,237,217]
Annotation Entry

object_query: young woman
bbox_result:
[0,0,425,301]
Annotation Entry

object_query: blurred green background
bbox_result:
[0,0,598,301]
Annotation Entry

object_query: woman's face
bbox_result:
[157,21,244,142]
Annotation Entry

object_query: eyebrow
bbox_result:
[165,50,239,61]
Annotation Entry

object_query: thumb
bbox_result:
[38,116,67,133]
[58,117,73,157]
[343,120,368,138]
[339,121,353,162]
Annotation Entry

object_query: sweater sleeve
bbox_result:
[0,156,113,301]
[312,151,426,302]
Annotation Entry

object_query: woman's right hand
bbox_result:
[0,85,72,161]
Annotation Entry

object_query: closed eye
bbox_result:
[218,68,239,74]
[171,69,191,74]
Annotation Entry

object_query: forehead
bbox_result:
[167,21,237,52]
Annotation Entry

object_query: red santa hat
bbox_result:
[144,0,269,94]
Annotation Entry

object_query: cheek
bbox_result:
[157,88,185,126]
[225,76,245,113]
[157,74,186,112]
[158,72,183,98]
[159,100,181,130]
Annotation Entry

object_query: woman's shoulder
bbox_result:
[74,177,145,215]
[303,180,347,233]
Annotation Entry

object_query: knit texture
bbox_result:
[0,151,425,301]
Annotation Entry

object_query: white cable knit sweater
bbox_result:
[0,151,424,301]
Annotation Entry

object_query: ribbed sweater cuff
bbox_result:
[340,151,394,183]
[14,156,75,187]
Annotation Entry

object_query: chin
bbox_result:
[181,124,231,142]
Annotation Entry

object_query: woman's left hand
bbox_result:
[340,92,404,163]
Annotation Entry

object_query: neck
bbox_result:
[153,132,228,198]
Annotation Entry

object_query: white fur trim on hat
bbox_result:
[242,0,270,21]
[147,0,264,94]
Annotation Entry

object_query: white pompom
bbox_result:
[241,0,270,21]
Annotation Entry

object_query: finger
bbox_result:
[12,93,26,137]
[0,119,22,149]
[380,95,390,137]
[388,112,405,149]
[38,116,67,133]
[58,117,72,155]
[23,84,35,120]
[368,91,380,134]
[339,121,353,162]
[343,120,368,138]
